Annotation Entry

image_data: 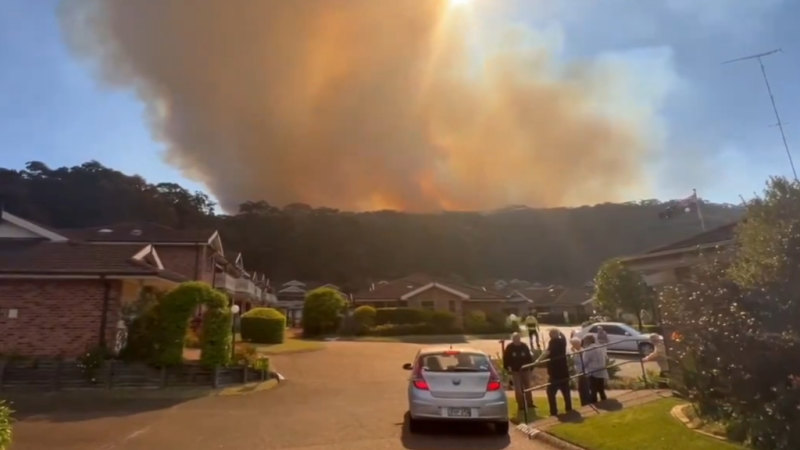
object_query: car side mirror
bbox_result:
[402,363,413,370]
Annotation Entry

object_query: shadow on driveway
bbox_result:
[400,413,511,450]
[2,389,207,423]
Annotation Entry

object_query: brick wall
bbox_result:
[0,279,122,357]
[155,245,214,283]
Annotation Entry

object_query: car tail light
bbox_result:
[410,360,429,390]
[486,358,502,391]
[442,350,460,356]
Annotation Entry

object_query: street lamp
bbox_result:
[231,304,240,363]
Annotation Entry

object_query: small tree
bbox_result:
[302,287,347,336]
[594,258,651,329]
[352,305,377,331]
[240,308,286,344]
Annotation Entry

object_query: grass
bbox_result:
[507,394,568,424]
[237,336,324,355]
[548,398,745,450]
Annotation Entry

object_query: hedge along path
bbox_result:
[241,308,286,344]
[155,281,232,367]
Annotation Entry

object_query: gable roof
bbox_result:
[61,222,219,246]
[0,240,186,281]
[0,210,68,242]
[354,274,505,301]
[645,222,738,254]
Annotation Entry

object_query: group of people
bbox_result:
[503,324,669,417]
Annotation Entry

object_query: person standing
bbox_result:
[535,328,573,416]
[570,337,591,406]
[524,311,540,350]
[503,332,534,411]
[583,335,608,403]
[642,334,669,387]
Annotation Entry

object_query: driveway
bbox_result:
[10,341,556,449]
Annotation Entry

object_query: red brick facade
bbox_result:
[154,245,214,283]
[0,279,122,357]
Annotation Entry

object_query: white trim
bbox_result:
[400,282,469,301]
[207,231,224,256]
[1,211,68,242]
[150,247,165,270]
[131,244,165,270]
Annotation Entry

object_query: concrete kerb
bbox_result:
[516,423,587,449]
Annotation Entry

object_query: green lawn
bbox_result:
[507,395,568,424]
[548,398,744,450]
[243,337,324,355]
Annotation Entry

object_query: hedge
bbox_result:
[241,308,286,344]
[0,400,11,450]
[352,305,377,329]
[302,288,347,336]
[375,307,433,325]
[369,323,436,336]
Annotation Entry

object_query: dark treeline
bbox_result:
[0,161,743,290]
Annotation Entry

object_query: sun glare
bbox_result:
[449,0,472,7]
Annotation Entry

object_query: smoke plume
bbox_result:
[60,0,666,212]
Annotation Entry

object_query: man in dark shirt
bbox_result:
[503,332,534,410]
[535,328,573,416]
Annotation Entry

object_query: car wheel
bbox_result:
[639,342,654,355]
[495,421,510,435]
[408,416,422,434]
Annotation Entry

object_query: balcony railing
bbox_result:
[213,273,237,292]
[236,278,258,297]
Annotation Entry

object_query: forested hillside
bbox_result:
[1,161,743,289]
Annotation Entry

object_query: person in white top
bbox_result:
[582,335,608,403]
[570,337,591,406]
[641,334,669,387]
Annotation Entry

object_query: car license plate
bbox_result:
[447,408,471,417]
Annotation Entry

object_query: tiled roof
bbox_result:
[61,222,216,244]
[0,240,185,281]
[354,274,506,300]
[645,222,738,254]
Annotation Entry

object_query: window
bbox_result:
[421,301,434,310]
[604,325,627,335]
[588,325,598,333]
[416,352,491,372]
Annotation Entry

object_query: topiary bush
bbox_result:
[154,281,232,367]
[352,305,377,331]
[0,400,12,450]
[429,310,458,332]
[302,287,347,336]
[464,310,489,333]
[240,308,286,344]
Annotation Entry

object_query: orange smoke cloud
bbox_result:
[60,0,657,212]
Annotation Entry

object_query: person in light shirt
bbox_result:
[641,334,669,387]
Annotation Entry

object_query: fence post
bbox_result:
[0,360,5,391]
[106,360,115,390]
[212,366,220,388]
[52,359,62,391]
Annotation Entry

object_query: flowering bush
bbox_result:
[0,400,12,450]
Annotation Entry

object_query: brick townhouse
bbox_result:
[0,211,274,358]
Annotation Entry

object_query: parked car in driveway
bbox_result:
[572,322,655,354]
[403,346,509,435]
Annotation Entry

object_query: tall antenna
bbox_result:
[723,49,798,181]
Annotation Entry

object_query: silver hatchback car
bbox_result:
[403,346,509,434]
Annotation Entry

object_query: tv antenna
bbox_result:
[723,49,798,181]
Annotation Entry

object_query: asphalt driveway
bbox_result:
[9,341,555,449]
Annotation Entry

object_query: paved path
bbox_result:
[10,341,556,449]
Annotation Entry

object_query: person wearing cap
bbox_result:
[570,336,591,406]
[642,334,669,387]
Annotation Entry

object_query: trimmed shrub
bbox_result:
[464,310,489,333]
[0,400,11,450]
[369,323,435,336]
[119,288,162,362]
[154,282,231,367]
[353,305,377,330]
[302,288,347,336]
[240,308,286,344]
[375,307,433,325]
[430,310,458,332]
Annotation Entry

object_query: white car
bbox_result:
[572,322,655,354]
[403,346,509,435]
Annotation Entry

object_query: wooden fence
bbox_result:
[0,359,271,391]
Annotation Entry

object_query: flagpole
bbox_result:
[694,189,706,231]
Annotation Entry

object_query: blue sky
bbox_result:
[1,0,799,209]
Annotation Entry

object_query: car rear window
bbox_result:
[417,351,492,372]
